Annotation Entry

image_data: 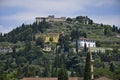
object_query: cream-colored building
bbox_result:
[89,47,105,53]
[36,15,66,24]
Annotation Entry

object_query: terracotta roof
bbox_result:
[22,77,57,80]
[95,77,112,80]
[22,77,83,80]
[79,38,95,42]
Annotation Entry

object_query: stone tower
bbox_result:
[89,48,94,80]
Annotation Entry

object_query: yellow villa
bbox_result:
[35,33,60,43]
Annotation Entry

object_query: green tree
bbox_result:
[58,66,68,80]
[0,74,7,80]
[112,25,116,32]
[75,27,79,54]
[71,69,75,77]
[94,59,103,68]
[49,37,53,42]
[6,70,18,80]
[64,41,69,52]
[104,28,107,35]
[54,67,58,77]
[109,63,114,72]
[118,28,120,33]
[54,54,60,68]
[84,52,91,80]
[76,16,84,23]
[88,20,93,25]
[66,17,72,22]
[84,43,87,52]
[113,48,118,54]
[24,64,30,77]
[43,62,51,77]
[104,26,113,36]
[0,33,5,42]
[51,65,55,77]
[36,37,44,48]
[25,41,31,52]
[0,61,5,73]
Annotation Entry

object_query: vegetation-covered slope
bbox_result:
[0,16,120,47]
[0,16,120,80]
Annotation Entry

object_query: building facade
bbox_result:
[77,38,96,48]
[36,15,66,24]
[0,47,13,53]
[35,33,60,43]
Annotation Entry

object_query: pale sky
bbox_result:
[0,0,120,33]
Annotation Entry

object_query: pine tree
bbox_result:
[84,52,91,80]
[112,25,116,32]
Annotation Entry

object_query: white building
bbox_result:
[76,38,96,48]
[0,47,13,53]
[42,45,51,52]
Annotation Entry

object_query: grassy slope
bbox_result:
[44,21,119,48]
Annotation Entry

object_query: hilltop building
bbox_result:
[36,15,66,24]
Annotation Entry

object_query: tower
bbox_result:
[89,48,94,80]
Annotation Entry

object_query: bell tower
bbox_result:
[89,48,94,80]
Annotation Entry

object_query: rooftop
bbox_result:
[22,77,83,80]
[79,38,95,42]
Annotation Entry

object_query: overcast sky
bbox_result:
[0,0,120,33]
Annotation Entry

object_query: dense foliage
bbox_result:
[58,66,68,80]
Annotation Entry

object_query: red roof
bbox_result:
[79,38,95,42]
[22,77,83,80]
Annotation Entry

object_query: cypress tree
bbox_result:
[71,69,75,77]
[84,52,91,80]
[109,62,114,72]
[84,43,87,52]
[104,28,107,35]
[76,27,79,54]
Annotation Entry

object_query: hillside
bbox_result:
[0,16,120,80]
[0,16,120,47]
